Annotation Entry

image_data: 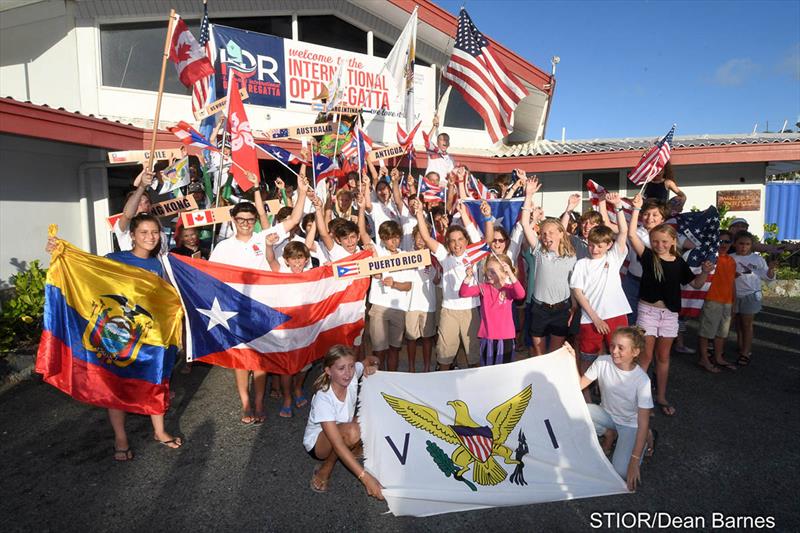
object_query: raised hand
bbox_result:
[701,260,714,274]
[567,193,581,211]
[606,192,622,207]
[246,171,259,186]
[265,232,280,246]
[465,263,474,279]
[480,200,492,218]
[275,177,286,190]
[389,167,400,181]
[631,193,643,209]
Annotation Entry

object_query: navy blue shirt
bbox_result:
[105,251,163,277]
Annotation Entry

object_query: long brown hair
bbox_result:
[313,345,356,392]
[648,224,680,282]
[539,219,575,257]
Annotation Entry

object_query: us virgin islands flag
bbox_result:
[360,347,629,516]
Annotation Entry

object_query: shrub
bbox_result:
[0,261,47,353]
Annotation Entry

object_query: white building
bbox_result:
[1,0,798,283]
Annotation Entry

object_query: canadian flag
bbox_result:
[227,74,259,191]
[183,209,214,228]
[169,16,214,88]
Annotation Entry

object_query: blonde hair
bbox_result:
[484,253,516,278]
[313,345,356,392]
[539,219,576,257]
[612,326,646,364]
[648,224,680,282]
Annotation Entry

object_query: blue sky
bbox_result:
[435,0,800,140]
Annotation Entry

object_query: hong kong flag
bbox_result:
[226,73,259,192]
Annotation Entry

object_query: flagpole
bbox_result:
[146,9,177,173]
[210,68,236,252]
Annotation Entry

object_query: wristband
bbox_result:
[481,215,494,223]
[633,207,641,211]
[615,206,624,213]
[631,454,640,459]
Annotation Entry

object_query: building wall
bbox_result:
[0,134,108,284]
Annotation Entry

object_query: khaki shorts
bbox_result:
[698,300,732,339]
[437,307,480,365]
[368,305,405,351]
[405,311,436,340]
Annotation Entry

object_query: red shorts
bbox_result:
[579,315,629,355]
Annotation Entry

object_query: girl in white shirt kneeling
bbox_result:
[578,326,655,491]
[303,345,383,499]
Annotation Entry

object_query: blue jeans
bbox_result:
[587,404,643,478]
[621,274,641,325]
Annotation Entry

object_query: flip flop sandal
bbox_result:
[654,401,676,417]
[253,412,266,424]
[154,437,183,448]
[279,406,293,418]
[113,448,134,462]
[294,394,309,408]
[696,362,721,374]
[715,361,738,371]
[310,468,329,493]
[737,355,751,366]
[240,411,256,425]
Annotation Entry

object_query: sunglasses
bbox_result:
[492,238,506,244]
[719,239,731,244]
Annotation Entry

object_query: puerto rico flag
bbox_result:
[256,144,307,166]
[335,261,361,278]
[463,240,491,265]
[164,251,370,373]
[170,121,219,151]
[418,175,445,203]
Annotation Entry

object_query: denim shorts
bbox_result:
[734,292,762,315]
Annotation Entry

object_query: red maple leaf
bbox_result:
[174,42,192,62]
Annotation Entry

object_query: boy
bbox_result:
[696,230,738,372]
[570,194,631,393]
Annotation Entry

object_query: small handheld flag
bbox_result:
[628,125,675,186]
[463,240,491,265]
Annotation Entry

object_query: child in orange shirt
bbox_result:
[697,230,737,372]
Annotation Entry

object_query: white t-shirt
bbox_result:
[209,224,289,270]
[325,241,358,263]
[113,219,169,255]
[303,362,364,452]
[733,253,774,297]
[505,223,525,263]
[369,196,403,234]
[368,244,412,310]
[425,155,455,187]
[406,262,438,313]
[570,244,632,323]
[276,256,311,273]
[399,205,417,253]
[434,246,479,310]
[585,356,653,428]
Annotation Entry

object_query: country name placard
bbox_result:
[333,249,431,279]
[180,199,282,229]
[106,195,199,229]
[193,87,250,121]
[371,144,406,161]
[265,123,333,139]
[108,148,184,165]
[311,103,363,115]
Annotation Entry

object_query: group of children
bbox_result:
[46,116,779,501]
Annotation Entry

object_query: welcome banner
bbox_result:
[359,347,629,517]
[210,24,434,122]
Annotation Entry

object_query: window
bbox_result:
[101,21,197,94]
[581,171,620,213]
[442,83,485,130]
[298,16,367,54]
[215,16,291,38]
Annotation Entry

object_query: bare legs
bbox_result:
[234,369,266,423]
[312,421,362,488]
[406,337,433,372]
[640,336,676,415]
[107,407,181,461]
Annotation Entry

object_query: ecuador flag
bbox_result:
[36,237,183,415]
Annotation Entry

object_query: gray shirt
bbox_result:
[532,243,577,304]
[571,235,590,261]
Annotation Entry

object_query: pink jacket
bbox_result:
[459,280,525,339]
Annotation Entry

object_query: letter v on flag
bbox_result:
[227,73,259,191]
[164,251,371,373]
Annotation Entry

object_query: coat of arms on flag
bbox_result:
[359,347,628,517]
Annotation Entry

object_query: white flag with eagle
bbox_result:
[359,346,628,517]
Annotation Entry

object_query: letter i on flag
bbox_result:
[226,71,259,191]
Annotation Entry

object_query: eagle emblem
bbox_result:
[382,385,532,486]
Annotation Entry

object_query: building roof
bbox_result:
[497,133,800,157]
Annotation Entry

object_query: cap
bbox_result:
[729,217,748,227]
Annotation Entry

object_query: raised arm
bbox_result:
[264,233,281,272]
[281,176,308,233]
[627,194,646,257]
[119,169,155,231]
[390,168,404,212]
[411,198,441,254]
[504,175,524,199]
[599,192,619,233]
[519,170,541,248]
[362,174,374,213]
[313,196,335,252]
[356,191,374,248]
[479,201,495,245]
[606,192,628,254]
[275,177,292,208]
[560,193,581,230]
[248,172,271,229]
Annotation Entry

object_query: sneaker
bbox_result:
[673,345,696,354]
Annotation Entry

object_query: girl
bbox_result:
[628,194,712,416]
[519,173,577,356]
[47,213,183,461]
[731,231,776,366]
[576,327,654,491]
[171,227,209,260]
[303,346,383,499]
[641,161,686,205]
[412,198,494,370]
[459,254,525,365]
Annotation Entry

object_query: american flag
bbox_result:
[442,8,529,144]
[586,179,633,224]
[191,2,215,115]
[679,206,720,317]
[463,240,491,265]
[628,125,675,186]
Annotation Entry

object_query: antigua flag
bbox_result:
[164,251,370,373]
[256,143,307,166]
[170,121,219,151]
[463,198,524,235]
[335,261,360,278]
[678,206,720,318]
[463,240,491,265]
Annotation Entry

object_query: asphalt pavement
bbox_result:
[1,298,798,532]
